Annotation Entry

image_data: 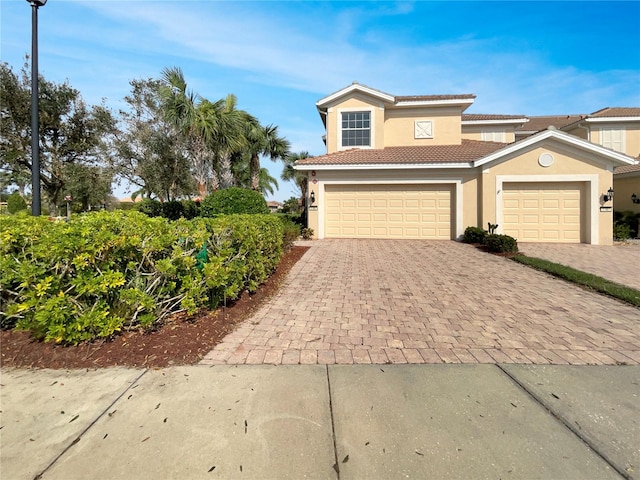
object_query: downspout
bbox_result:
[575,119,590,142]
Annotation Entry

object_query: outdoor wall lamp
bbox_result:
[603,187,614,202]
[632,193,640,204]
[309,191,316,205]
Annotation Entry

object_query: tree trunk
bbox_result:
[250,153,260,191]
[197,181,207,198]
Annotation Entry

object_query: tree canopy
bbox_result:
[1,61,115,213]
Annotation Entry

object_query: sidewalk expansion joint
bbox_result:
[32,369,149,480]
[325,365,341,479]
[495,364,631,480]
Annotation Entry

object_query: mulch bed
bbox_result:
[0,246,309,370]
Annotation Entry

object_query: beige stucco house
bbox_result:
[295,83,638,244]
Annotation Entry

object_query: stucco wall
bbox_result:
[613,174,640,213]
[384,107,463,146]
[324,94,385,154]
[461,125,516,143]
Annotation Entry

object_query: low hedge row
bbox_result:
[462,225,519,254]
[134,188,269,220]
[0,210,284,344]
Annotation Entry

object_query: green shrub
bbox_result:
[463,226,487,244]
[614,210,640,238]
[484,234,518,254]
[116,201,137,211]
[278,215,301,250]
[135,198,163,217]
[162,200,184,221]
[613,222,632,240]
[200,187,269,217]
[181,200,200,220]
[301,227,314,240]
[7,192,28,214]
[0,211,283,344]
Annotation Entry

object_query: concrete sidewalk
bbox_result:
[1,365,638,480]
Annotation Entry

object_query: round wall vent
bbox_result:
[538,153,554,167]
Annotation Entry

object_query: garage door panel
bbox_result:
[325,184,453,239]
[503,182,583,244]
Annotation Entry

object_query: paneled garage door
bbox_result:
[502,182,583,243]
[324,184,453,239]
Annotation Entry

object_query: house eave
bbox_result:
[584,116,640,123]
[462,118,528,126]
[316,83,395,108]
[474,128,637,168]
[294,162,473,171]
[394,99,475,109]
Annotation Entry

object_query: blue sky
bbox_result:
[2,0,639,201]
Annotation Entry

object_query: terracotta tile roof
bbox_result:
[614,162,640,175]
[295,140,507,166]
[589,107,640,118]
[463,114,526,121]
[516,115,584,133]
[395,94,476,103]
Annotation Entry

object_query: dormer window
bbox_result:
[341,111,371,147]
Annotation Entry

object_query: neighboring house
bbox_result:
[613,163,640,213]
[267,200,283,213]
[295,82,638,244]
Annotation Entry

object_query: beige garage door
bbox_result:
[324,184,453,239]
[503,182,583,243]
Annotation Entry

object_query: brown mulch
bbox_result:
[0,246,309,370]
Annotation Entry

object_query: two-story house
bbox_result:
[295,82,637,244]
[514,109,640,213]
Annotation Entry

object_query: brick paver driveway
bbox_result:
[201,240,640,366]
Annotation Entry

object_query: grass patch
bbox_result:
[511,255,640,308]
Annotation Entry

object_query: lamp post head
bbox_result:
[26,0,47,6]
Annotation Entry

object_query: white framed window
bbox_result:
[341,111,371,147]
[481,130,506,142]
[599,127,625,153]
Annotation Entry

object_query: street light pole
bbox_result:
[27,0,47,216]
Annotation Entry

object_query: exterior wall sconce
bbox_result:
[603,187,614,202]
[309,191,316,205]
[632,193,640,204]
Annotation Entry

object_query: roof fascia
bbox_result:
[474,128,637,168]
[294,162,473,171]
[316,84,394,108]
[462,118,528,126]
[584,116,640,123]
[394,98,475,110]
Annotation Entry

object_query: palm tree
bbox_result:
[281,151,311,211]
[243,118,290,191]
[159,67,245,196]
[231,154,279,196]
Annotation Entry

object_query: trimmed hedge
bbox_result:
[462,226,487,244]
[200,187,269,216]
[484,233,519,254]
[0,211,283,344]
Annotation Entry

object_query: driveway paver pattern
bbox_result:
[201,240,640,366]
[519,242,640,291]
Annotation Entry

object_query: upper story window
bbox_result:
[599,127,625,153]
[341,111,371,147]
[481,130,506,142]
